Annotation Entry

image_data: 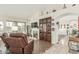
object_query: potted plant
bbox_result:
[72,29,77,36]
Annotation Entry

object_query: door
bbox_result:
[39,17,51,42]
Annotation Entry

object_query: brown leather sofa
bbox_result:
[5,33,34,54]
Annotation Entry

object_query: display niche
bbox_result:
[31,22,38,28]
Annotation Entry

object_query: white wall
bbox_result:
[29,5,79,44]
[0,5,78,44]
[59,15,78,34]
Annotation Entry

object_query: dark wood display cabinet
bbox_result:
[39,17,51,43]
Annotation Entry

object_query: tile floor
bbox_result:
[44,36,70,54]
[33,40,52,54]
[0,35,78,54]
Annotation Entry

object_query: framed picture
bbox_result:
[51,23,55,26]
[51,28,55,31]
[52,19,54,21]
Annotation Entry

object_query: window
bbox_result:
[18,23,24,26]
[0,21,27,33]
[6,21,18,32]
[6,22,13,27]
[0,21,4,30]
[17,22,26,33]
[11,26,18,32]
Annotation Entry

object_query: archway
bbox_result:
[51,13,79,44]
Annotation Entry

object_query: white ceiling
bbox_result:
[0,4,76,18]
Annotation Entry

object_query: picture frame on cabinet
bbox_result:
[52,19,54,21]
[51,23,55,26]
[51,28,55,31]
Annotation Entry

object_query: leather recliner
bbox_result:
[5,33,34,54]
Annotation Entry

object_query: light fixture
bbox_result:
[63,4,67,9]
[52,10,56,12]
[72,4,76,6]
